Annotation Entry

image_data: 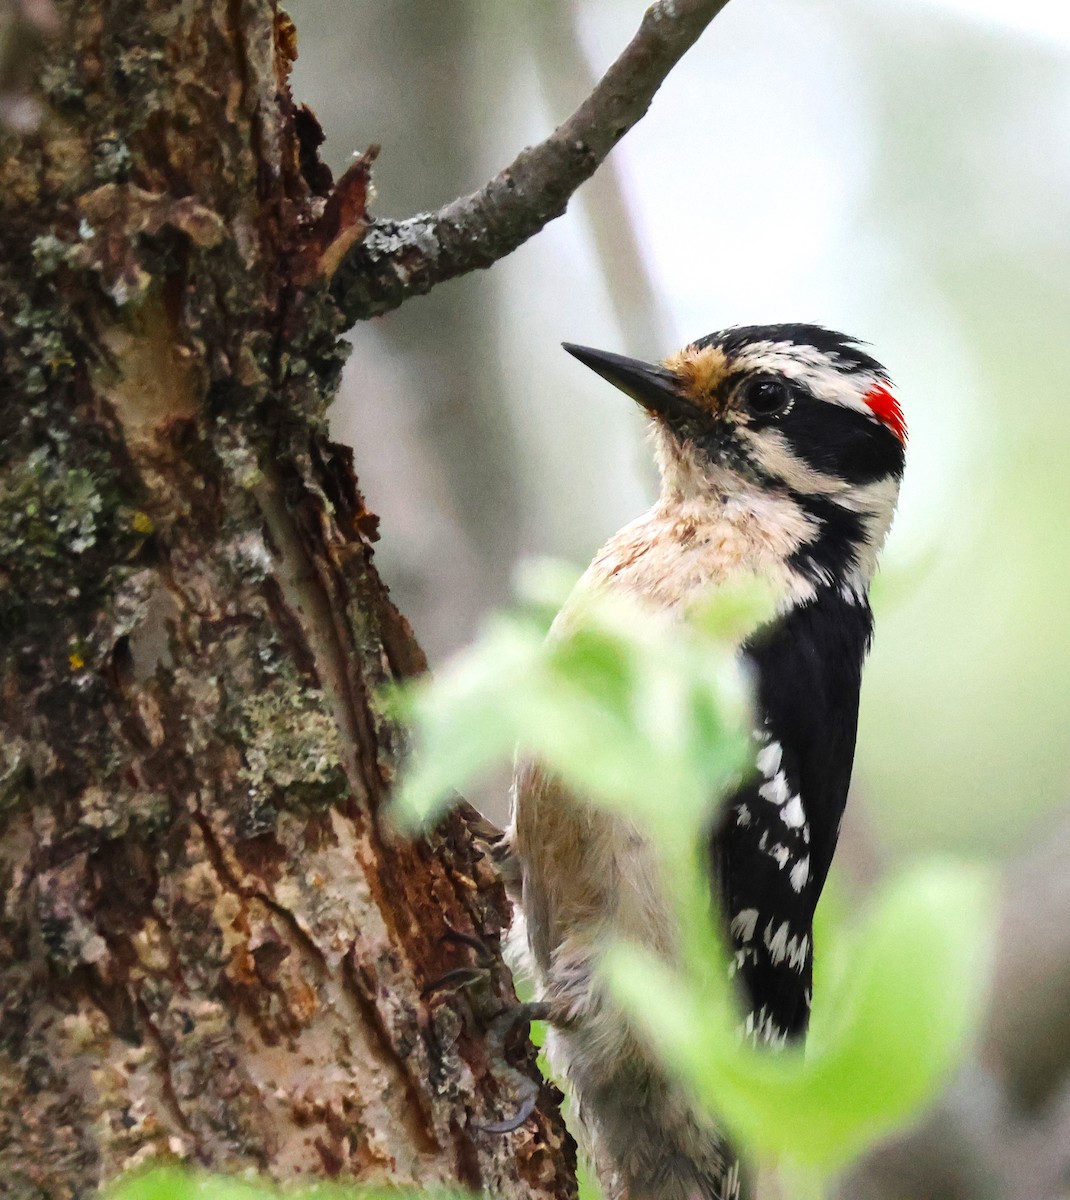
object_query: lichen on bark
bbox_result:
[0,2,575,1198]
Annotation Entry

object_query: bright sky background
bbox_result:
[910,0,1070,44]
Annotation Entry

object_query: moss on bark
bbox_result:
[0,3,575,1197]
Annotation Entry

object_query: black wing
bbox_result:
[711,588,873,1043]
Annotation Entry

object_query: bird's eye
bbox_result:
[746,377,793,418]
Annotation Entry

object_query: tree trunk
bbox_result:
[0,3,574,1197]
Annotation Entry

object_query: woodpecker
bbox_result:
[502,325,906,1200]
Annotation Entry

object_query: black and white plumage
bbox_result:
[719,586,874,1045]
[505,325,905,1200]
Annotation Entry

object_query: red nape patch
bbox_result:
[863,383,907,444]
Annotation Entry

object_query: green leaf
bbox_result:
[108,1165,198,1200]
[781,860,996,1168]
[602,940,737,1071]
[390,562,755,832]
[690,576,779,642]
[604,862,996,1172]
[108,1165,267,1200]
[388,617,544,828]
[109,1166,475,1200]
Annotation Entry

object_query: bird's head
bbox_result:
[564,324,906,596]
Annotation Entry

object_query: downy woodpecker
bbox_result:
[503,325,906,1200]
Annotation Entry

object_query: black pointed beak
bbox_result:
[562,343,699,424]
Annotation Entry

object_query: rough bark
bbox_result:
[0,3,574,1197]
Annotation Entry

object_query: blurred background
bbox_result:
[287,2,1070,1195]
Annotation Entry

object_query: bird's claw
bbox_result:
[420,965,490,998]
[475,1082,540,1134]
[475,1000,556,1135]
[425,926,554,1136]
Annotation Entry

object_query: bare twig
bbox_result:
[330,0,732,323]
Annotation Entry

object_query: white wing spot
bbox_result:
[759,771,791,806]
[790,854,810,893]
[731,908,759,943]
[740,1003,788,1047]
[764,920,790,965]
[756,741,782,779]
[781,794,805,828]
[788,934,810,972]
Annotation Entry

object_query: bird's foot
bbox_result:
[423,925,562,1135]
[474,1000,557,1134]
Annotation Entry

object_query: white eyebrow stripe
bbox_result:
[733,341,886,419]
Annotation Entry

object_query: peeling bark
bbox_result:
[0,3,574,1197]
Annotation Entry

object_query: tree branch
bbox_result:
[330,0,732,323]
[530,0,673,353]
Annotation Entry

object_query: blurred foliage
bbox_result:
[109,1166,356,1200]
[393,561,997,1197]
[389,559,761,832]
[108,1166,470,1200]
